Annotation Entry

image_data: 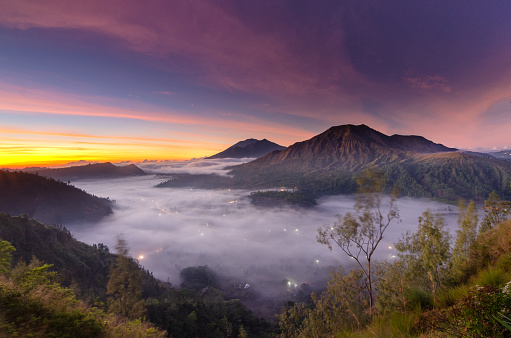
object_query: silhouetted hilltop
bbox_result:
[0,170,112,224]
[207,138,285,159]
[24,162,147,181]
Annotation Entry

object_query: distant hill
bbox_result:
[23,162,147,181]
[487,150,511,160]
[207,138,285,159]
[0,170,113,224]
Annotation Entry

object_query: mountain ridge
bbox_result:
[22,162,147,181]
[222,124,511,201]
[0,170,113,224]
[235,124,457,172]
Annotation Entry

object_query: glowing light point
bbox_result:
[388,246,392,249]
[138,255,144,260]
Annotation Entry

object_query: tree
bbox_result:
[451,200,478,279]
[395,210,451,304]
[480,191,510,232]
[317,168,399,315]
[279,267,369,337]
[0,239,15,274]
[106,235,146,320]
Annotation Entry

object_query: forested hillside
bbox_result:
[0,170,113,224]
[0,214,275,337]
[279,177,511,337]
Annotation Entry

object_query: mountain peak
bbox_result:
[234,124,456,172]
[230,139,259,149]
[207,139,285,159]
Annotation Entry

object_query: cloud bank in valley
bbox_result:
[67,160,460,296]
[134,157,253,176]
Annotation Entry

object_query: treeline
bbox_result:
[249,190,317,208]
[279,182,511,337]
[0,213,276,337]
[226,152,511,203]
[0,170,112,224]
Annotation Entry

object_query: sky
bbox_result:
[1,0,511,167]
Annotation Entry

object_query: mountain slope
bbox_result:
[0,170,113,224]
[24,162,147,181]
[227,124,511,201]
[236,124,456,172]
[207,138,285,159]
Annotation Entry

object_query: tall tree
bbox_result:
[107,235,146,320]
[451,200,478,278]
[0,239,15,274]
[395,210,451,304]
[317,168,399,315]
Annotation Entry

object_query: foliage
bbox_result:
[106,235,146,320]
[0,238,165,337]
[317,168,400,314]
[420,284,511,337]
[395,210,451,303]
[450,200,478,281]
[0,239,15,273]
[249,190,317,207]
[472,266,510,288]
[476,219,511,268]
[0,214,274,337]
[279,268,370,337]
[0,170,112,224]
[146,288,274,338]
[494,313,511,331]
[481,191,511,232]
[180,265,218,290]
[0,213,116,298]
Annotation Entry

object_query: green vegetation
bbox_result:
[280,188,511,337]
[249,190,317,207]
[107,236,147,320]
[0,170,112,224]
[0,213,276,337]
[0,240,165,337]
[317,168,399,314]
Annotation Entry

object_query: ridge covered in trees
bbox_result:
[0,170,113,224]
[0,214,276,337]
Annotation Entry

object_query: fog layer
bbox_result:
[68,159,459,293]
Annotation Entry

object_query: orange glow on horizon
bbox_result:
[0,126,232,168]
[0,149,215,169]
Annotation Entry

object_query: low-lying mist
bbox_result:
[68,159,460,302]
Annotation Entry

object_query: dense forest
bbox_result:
[0,170,113,224]
[0,214,275,337]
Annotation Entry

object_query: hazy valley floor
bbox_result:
[66,173,461,314]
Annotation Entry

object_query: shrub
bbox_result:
[472,266,510,287]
